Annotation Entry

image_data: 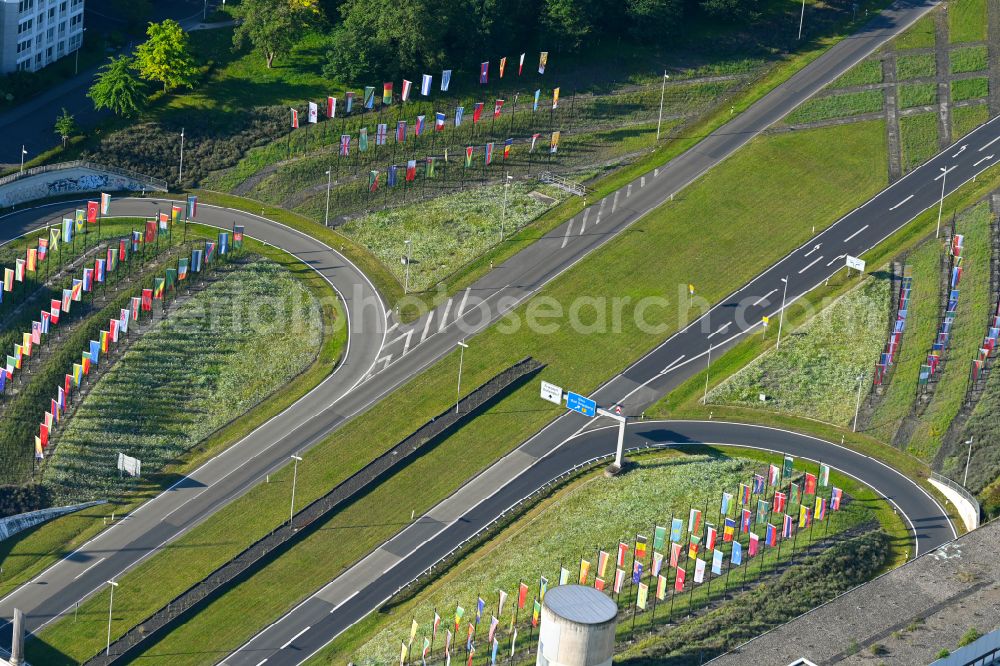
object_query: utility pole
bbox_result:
[964,438,974,486]
[20,145,26,173]
[797,0,807,40]
[500,173,512,241]
[455,341,469,414]
[105,580,119,656]
[777,277,789,349]
[936,166,949,238]
[324,169,333,227]
[289,454,303,526]
[656,71,669,141]
[178,128,186,186]
[852,374,864,432]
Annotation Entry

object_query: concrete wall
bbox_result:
[0,500,105,541]
[0,166,154,207]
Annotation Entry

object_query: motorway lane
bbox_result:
[227,420,952,666]
[0,0,946,651]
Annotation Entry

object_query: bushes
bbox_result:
[0,483,51,518]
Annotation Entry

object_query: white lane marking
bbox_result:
[254,659,268,666]
[752,289,777,307]
[798,256,823,274]
[280,626,311,650]
[641,176,646,188]
[438,299,453,332]
[561,218,574,249]
[979,135,1000,151]
[627,183,632,197]
[329,590,360,613]
[660,355,686,373]
[843,224,869,243]
[73,557,106,580]
[654,168,659,177]
[706,323,730,339]
[803,244,821,257]
[934,165,956,181]
[612,191,619,213]
[889,194,914,210]
[386,322,399,335]
[826,254,846,267]
[457,288,471,317]
[952,145,966,158]
[381,355,392,371]
[402,330,413,355]
[420,313,434,343]
[973,154,995,167]
[580,208,590,235]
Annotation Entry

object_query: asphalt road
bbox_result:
[226,423,952,666]
[0,0,953,656]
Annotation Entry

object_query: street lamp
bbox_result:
[797,0,807,40]
[324,169,333,227]
[455,341,468,414]
[852,374,864,432]
[964,438,974,486]
[289,454,303,526]
[403,239,412,294]
[656,71,670,141]
[105,579,119,656]
[936,166,949,238]
[74,28,87,76]
[178,128,185,185]
[500,173,512,241]
[776,276,789,349]
[19,145,27,173]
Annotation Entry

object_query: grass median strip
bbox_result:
[29,120,890,664]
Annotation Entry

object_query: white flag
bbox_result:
[327,96,337,118]
[308,102,318,124]
[694,557,706,583]
[421,74,432,96]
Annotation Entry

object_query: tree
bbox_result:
[88,56,146,117]
[53,108,78,147]
[233,0,320,69]
[135,19,198,92]
[625,0,684,41]
[109,0,152,34]
[699,0,763,22]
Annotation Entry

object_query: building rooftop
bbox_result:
[709,519,1000,665]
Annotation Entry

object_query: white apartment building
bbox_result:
[0,0,84,74]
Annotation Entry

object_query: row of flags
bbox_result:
[292,51,551,129]
[971,289,1000,382]
[292,88,563,133]
[919,235,965,385]
[873,267,912,386]
[390,457,844,666]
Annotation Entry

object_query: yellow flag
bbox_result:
[410,619,418,643]
[637,582,648,610]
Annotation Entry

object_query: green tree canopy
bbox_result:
[135,19,198,91]
[233,0,321,69]
[88,56,145,117]
[53,108,78,147]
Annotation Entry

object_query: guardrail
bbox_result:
[930,472,981,529]
[0,160,168,191]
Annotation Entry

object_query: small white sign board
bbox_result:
[540,380,563,405]
[845,255,866,272]
[117,452,141,478]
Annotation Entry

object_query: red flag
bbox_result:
[86,201,99,223]
[674,567,685,592]
[517,582,528,609]
[141,289,153,311]
[805,472,817,495]
[617,541,629,567]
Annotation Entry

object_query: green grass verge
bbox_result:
[0,221,346,603]
[952,103,991,139]
[906,202,993,460]
[894,14,936,50]
[29,121,891,665]
[951,77,990,102]
[900,111,940,172]
[785,90,883,124]
[708,277,890,426]
[314,449,903,666]
[948,0,988,43]
[829,58,883,88]
[950,45,989,74]
[899,82,938,109]
[896,52,937,80]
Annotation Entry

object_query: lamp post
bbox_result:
[852,374,864,432]
[455,341,468,414]
[105,580,119,656]
[776,276,789,349]
[403,239,412,294]
[74,28,86,76]
[289,454,302,526]
[936,166,949,238]
[178,128,185,185]
[964,438,974,486]
[500,173,512,241]
[797,0,807,40]
[324,169,333,227]
[656,71,670,141]
[20,145,26,173]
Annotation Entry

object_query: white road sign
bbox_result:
[540,380,563,405]
[845,255,866,272]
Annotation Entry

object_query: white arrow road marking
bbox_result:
[844,224,869,242]
[889,194,914,210]
[827,254,846,267]
[979,135,1000,152]
[804,243,822,257]
[707,322,730,339]
[952,145,967,158]
[798,256,823,274]
[753,289,777,306]
[973,154,995,167]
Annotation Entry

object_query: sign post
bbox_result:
[540,380,562,405]
[845,255,866,275]
[597,407,627,473]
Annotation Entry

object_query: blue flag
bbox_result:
[388,165,397,187]
[455,106,464,127]
[712,549,723,575]
[89,340,100,366]
[670,517,683,543]
[731,541,743,565]
[441,69,452,91]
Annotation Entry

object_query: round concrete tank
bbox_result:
[536,584,618,666]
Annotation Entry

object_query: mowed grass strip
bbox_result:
[30,121,889,665]
[952,77,990,102]
[894,14,936,50]
[900,112,940,172]
[898,82,938,109]
[948,0,987,43]
[829,58,883,88]
[896,52,937,80]
[785,90,883,124]
[950,45,989,74]
[906,202,993,459]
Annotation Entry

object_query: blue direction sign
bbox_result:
[566,391,596,417]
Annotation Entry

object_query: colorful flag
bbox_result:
[753,474,765,494]
[388,164,398,187]
[669,542,681,568]
[359,127,369,151]
[711,548,723,575]
[539,576,548,601]
[421,74,432,96]
[455,106,465,126]
[815,496,827,520]
[757,499,770,524]
[632,561,642,584]
[741,509,751,533]
[720,492,732,516]
[364,86,375,109]
[688,508,701,534]
[705,525,717,550]
[480,62,489,84]
[819,463,830,487]
[597,550,609,578]
[454,606,464,631]
[765,522,777,546]
[397,121,407,142]
[402,79,412,102]
[26,249,36,272]
[652,551,663,577]
[782,513,794,538]
[613,567,625,594]
[415,115,425,136]
[693,557,706,583]
[579,559,590,585]
[340,134,351,156]
[550,131,560,154]
[533,89,540,112]
[425,156,435,177]
[368,170,379,192]
[674,566,685,592]
[731,540,743,565]
[670,517,683,543]
[783,455,794,479]
[141,289,153,311]
[636,582,648,609]
[799,504,811,528]
[75,208,85,231]
[499,56,507,78]
[345,91,354,113]
[290,108,299,128]
[503,138,512,160]
[656,574,667,600]
[653,525,667,550]
[493,99,504,118]
[552,87,560,110]
[790,482,800,505]
[558,567,569,585]
[774,491,787,513]
[327,95,336,118]
[831,487,843,510]
[62,218,72,243]
[382,83,393,105]
[688,534,700,560]
[723,517,736,542]
[617,542,629,567]
[308,101,318,123]
[769,464,781,485]
[538,52,548,74]
[406,159,417,181]
[464,146,474,168]
[531,600,541,627]
[485,141,495,165]
[749,531,760,557]
[233,226,244,249]
[435,112,446,131]
[441,69,452,91]
[805,472,817,495]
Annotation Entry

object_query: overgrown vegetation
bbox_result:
[785,90,883,124]
[951,77,989,103]
[900,111,939,172]
[895,53,936,81]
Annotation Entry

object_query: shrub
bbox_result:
[0,483,51,517]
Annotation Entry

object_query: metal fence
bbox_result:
[0,160,168,191]
[930,472,982,529]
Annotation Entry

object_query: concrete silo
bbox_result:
[536,584,618,666]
